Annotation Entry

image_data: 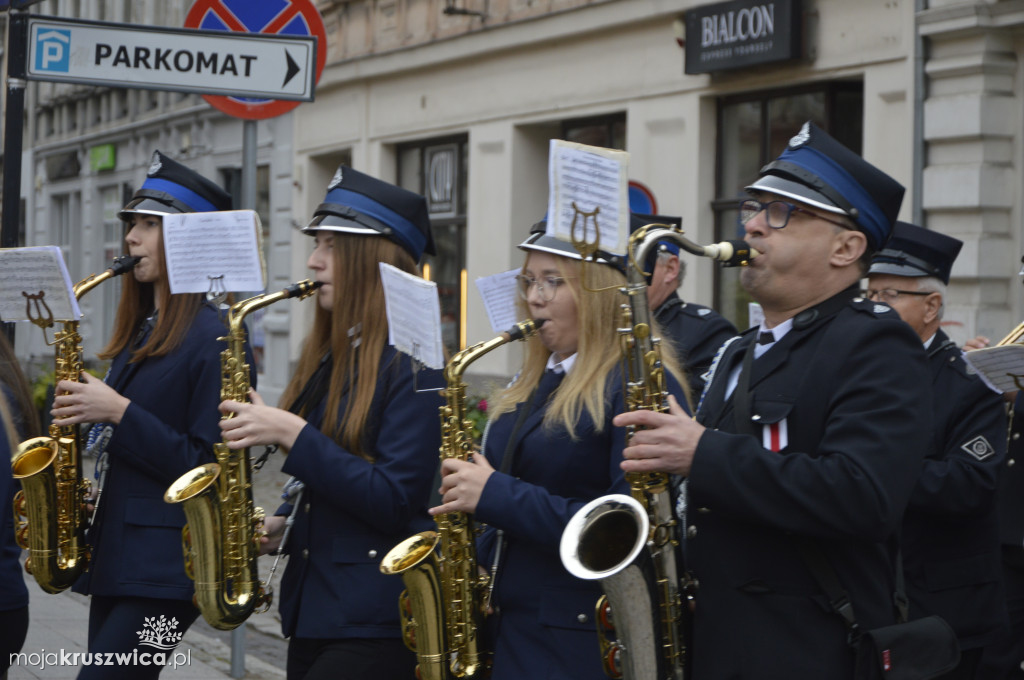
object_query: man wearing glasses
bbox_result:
[865,221,1008,677]
[613,121,934,678]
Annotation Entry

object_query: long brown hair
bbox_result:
[0,330,40,439]
[279,233,419,461]
[98,221,205,362]
[489,254,689,437]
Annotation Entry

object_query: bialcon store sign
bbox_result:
[684,0,802,75]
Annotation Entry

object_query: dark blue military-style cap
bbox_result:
[119,150,232,220]
[518,217,626,274]
[746,121,905,251]
[304,165,436,263]
[868,221,963,285]
[631,213,682,256]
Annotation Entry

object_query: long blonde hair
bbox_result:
[489,254,689,438]
[279,233,419,461]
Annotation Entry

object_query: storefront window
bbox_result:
[714,82,863,328]
[398,136,468,353]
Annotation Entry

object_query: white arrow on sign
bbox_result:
[26,16,316,101]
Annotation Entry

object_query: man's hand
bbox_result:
[614,395,704,477]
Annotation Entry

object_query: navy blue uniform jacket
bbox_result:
[0,386,28,611]
[476,366,688,680]
[654,291,737,397]
[75,304,238,601]
[901,329,1008,649]
[276,346,442,640]
[688,287,932,679]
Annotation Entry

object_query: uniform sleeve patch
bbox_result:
[961,435,996,460]
[698,308,711,316]
[873,304,891,314]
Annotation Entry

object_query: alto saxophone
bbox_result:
[164,279,321,631]
[380,319,544,680]
[12,255,140,594]
[560,224,756,680]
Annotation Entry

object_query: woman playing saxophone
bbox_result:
[430,218,689,680]
[217,166,443,680]
[49,151,237,680]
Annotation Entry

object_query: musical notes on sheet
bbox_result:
[546,140,629,254]
[0,246,79,322]
[379,263,445,370]
[964,345,1024,394]
[163,210,266,294]
[475,269,519,334]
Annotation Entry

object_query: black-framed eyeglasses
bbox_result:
[516,275,570,302]
[862,288,933,304]
[739,199,852,231]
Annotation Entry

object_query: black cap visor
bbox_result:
[117,196,183,221]
[745,174,848,216]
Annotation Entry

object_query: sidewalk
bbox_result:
[8,569,287,680]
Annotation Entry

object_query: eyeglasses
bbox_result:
[739,199,852,231]
[516,275,570,302]
[862,288,933,304]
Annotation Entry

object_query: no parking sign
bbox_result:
[185,0,327,120]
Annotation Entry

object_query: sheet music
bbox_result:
[546,139,629,254]
[0,246,80,322]
[475,269,520,334]
[379,263,444,370]
[163,210,266,294]
[964,345,1024,393]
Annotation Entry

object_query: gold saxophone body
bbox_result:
[12,255,140,594]
[560,225,757,680]
[380,319,544,680]
[164,279,321,631]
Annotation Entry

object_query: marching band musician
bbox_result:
[429,219,689,679]
[217,166,443,680]
[613,122,934,678]
[0,330,39,676]
[866,221,1009,677]
[50,151,237,679]
[630,213,738,396]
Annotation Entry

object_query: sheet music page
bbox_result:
[0,246,80,322]
[964,345,1024,393]
[379,263,444,370]
[546,139,629,254]
[163,210,266,294]
[475,269,520,334]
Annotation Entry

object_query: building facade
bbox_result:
[12,0,1024,391]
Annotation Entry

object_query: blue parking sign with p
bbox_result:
[34,29,71,73]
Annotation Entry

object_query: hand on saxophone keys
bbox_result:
[614,394,705,477]
[218,389,307,451]
[259,515,287,556]
[51,373,131,426]
[428,452,495,516]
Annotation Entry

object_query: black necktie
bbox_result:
[758,331,775,346]
[532,369,565,412]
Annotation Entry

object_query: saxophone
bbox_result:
[164,279,321,631]
[380,319,544,680]
[560,224,756,680]
[12,255,140,594]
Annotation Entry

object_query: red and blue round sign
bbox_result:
[628,180,658,215]
[185,0,327,120]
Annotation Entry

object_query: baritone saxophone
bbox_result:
[12,255,140,594]
[380,318,545,680]
[164,279,321,631]
[560,220,757,680]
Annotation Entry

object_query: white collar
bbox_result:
[546,352,577,374]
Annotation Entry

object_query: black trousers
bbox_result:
[0,605,29,676]
[77,596,199,680]
[286,637,416,680]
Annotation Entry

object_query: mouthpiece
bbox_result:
[703,240,759,267]
[283,280,323,299]
[109,255,141,276]
[505,318,547,342]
